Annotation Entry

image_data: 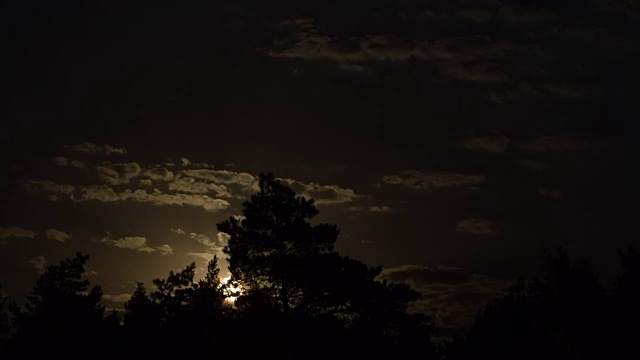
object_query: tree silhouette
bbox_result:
[608,245,640,358]
[445,248,607,360]
[0,285,10,354]
[6,253,105,360]
[218,173,435,359]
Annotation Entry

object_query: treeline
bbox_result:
[0,174,638,360]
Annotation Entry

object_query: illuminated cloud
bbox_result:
[521,135,591,153]
[181,169,256,189]
[119,189,230,212]
[95,162,143,185]
[29,256,48,275]
[0,226,37,239]
[279,178,362,205]
[25,180,75,201]
[462,136,511,153]
[65,142,127,155]
[53,156,85,168]
[369,205,392,212]
[103,294,132,303]
[45,229,71,243]
[456,218,496,235]
[97,235,149,250]
[168,176,232,197]
[383,171,486,190]
[144,167,175,181]
[187,252,215,261]
[155,244,174,256]
[170,228,186,235]
[77,185,120,202]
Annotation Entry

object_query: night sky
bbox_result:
[2,0,639,339]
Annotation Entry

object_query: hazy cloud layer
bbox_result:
[383,171,486,190]
[181,169,257,189]
[380,265,511,340]
[0,226,37,239]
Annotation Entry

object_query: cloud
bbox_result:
[65,142,127,155]
[29,256,48,275]
[462,136,511,153]
[368,205,392,212]
[53,156,69,166]
[25,180,75,201]
[77,185,120,202]
[170,228,186,235]
[181,169,256,189]
[53,156,85,168]
[521,135,591,153]
[103,293,132,303]
[539,187,562,198]
[95,162,142,185]
[155,244,174,256]
[168,176,232,197]
[382,170,486,190]
[379,265,511,340]
[187,252,215,261]
[145,167,175,181]
[457,9,492,22]
[139,179,153,186]
[279,178,362,205]
[498,6,556,23]
[456,218,496,235]
[45,229,71,243]
[543,83,591,98]
[119,189,230,212]
[172,228,228,251]
[0,226,37,239]
[26,180,230,212]
[98,235,149,250]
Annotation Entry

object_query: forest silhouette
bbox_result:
[0,173,638,360]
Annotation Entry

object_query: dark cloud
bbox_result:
[382,171,486,190]
[521,135,591,153]
[64,142,127,155]
[28,256,48,275]
[279,178,362,205]
[456,218,497,235]
[462,136,511,153]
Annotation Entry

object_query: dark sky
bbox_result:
[2,0,639,339]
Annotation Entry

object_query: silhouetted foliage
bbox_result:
[5,253,106,360]
[218,173,436,359]
[0,286,10,353]
[442,248,608,360]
